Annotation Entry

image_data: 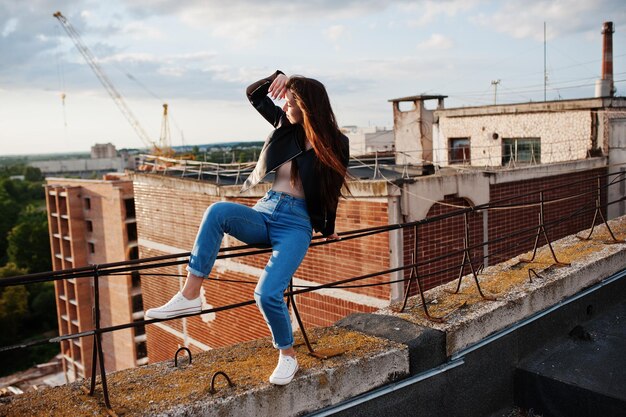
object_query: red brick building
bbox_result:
[45,175,146,382]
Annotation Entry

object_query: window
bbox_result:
[136,341,147,359]
[84,197,91,210]
[502,138,541,165]
[133,321,146,337]
[88,242,95,254]
[126,222,137,242]
[86,220,93,233]
[449,138,470,164]
[131,271,141,288]
[124,198,136,219]
[129,246,139,260]
[132,294,144,312]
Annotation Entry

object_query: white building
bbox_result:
[341,126,394,156]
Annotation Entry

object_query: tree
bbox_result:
[23,166,43,182]
[0,263,59,377]
[0,187,21,264]
[0,263,29,347]
[7,205,51,273]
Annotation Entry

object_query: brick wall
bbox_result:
[489,167,606,264]
[402,168,607,297]
[403,196,484,294]
[135,176,391,363]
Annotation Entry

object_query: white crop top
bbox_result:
[272,160,305,198]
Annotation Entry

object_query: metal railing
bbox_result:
[1,171,625,411]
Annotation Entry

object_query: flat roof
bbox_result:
[388,94,448,102]
[435,96,626,117]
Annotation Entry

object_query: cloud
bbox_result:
[325,24,347,42]
[120,21,164,40]
[472,0,626,41]
[2,17,18,37]
[403,0,482,27]
[125,0,417,45]
[417,33,453,50]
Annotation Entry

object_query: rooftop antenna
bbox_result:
[491,79,501,105]
[543,22,548,101]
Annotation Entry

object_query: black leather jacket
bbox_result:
[241,71,349,236]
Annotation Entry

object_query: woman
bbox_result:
[146,70,350,386]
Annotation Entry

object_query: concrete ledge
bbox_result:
[0,327,409,417]
[379,217,626,356]
[162,350,408,417]
[336,313,446,375]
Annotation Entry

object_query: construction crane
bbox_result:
[53,11,171,155]
[159,103,174,157]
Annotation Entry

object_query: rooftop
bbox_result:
[2,217,625,416]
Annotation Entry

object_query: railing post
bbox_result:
[88,265,112,409]
[398,224,444,322]
[197,162,203,180]
[448,211,495,300]
[288,279,322,358]
[577,176,624,243]
[520,191,570,267]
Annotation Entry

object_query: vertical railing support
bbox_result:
[520,191,570,267]
[88,265,112,410]
[577,176,624,243]
[449,211,495,300]
[287,280,328,359]
[399,225,444,322]
[197,162,203,180]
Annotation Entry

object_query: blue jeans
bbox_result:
[187,190,313,349]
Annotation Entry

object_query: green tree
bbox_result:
[0,263,59,377]
[23,166,43,182]
[0,187,21,264]
[7,205,51,273]
[0,263,29,347]
[191,145,201,160]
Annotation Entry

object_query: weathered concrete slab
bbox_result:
[0,327,409,417]
[160,350,408,417]
[336,313,446,375]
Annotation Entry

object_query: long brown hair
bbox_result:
[286,76,348,210]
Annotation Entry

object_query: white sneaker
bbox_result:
[145,292,201,319]
[269,354,299,385]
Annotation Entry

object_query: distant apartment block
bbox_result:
[45,175,146,382]
[341,125,394,156]
[91,142,118,159]
[30,143,137,178]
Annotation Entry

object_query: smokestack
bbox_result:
[595,21,615,97]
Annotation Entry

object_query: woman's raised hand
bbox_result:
[269,74,289,100]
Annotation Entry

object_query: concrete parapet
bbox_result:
[336,313,445,375]
[380,216,626,357]
[0,328,409,417]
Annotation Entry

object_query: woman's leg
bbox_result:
[146,201,269,318]
[254,225,311,351]
[183,201,270,297]
[254,218,311,385]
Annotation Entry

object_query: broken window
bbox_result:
[502,138,541,165]
[449,138,470,164]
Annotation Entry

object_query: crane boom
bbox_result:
[53,11,155,150]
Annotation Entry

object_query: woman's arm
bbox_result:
[246,70,288,128]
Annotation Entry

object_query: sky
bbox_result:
[1,0,625,156]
